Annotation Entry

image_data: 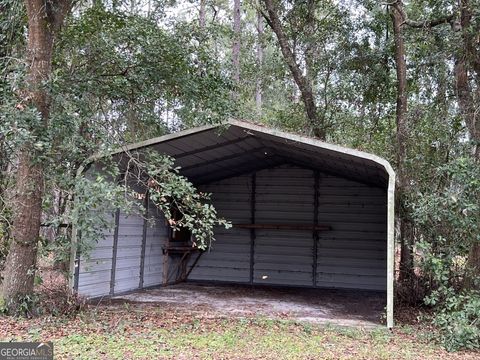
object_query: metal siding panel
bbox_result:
[318,204,386,215]
[81,258,112,272]
[78,167,387,296]
[77,269,112,297]
[77,282,112,298]
[77,211,115,297]
[316,173,387,291]
[114,210,143,293]
[254,165,314,286]
[143,203,167,287]
[79,246,114,261]
[188,175,252,282]
[173,134,263,174]
[254,271,313,286]
[315,278,386,291]
[317,257,386,268]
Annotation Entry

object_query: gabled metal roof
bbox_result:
[104,119,394,188]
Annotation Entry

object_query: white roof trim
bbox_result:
[228,119,395,178]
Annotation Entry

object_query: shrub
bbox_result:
[412,156,480,351]
[429,290,480,351]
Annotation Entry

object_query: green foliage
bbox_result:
[0,0,26,272]
[429,291,480,351]
[69,161,136,259]
[1,1,237,276]
[0,293,40,317]
[127,151,231,250]
[0,296,6,314]
[414,157,480,285]
[50,150,230,265]
[413,156,480,350]
[55,6,236,139]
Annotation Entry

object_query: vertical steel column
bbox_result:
[73,235,81,292]
[387,174,396,328]
[312,171,320,287]
[249,173,256,285]
[162,219,169,285]
[139,194,149,289]
[110,208,121,296]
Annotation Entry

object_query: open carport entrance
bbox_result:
[113,283,386,327]
[71,120,395,327]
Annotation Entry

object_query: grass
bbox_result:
[0,303,478,359]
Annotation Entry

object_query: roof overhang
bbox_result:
[88,119,394,188]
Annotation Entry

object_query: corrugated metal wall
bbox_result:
[254,166,314,286]
[77,198,168,297]
[188,175,252,282]
[191,164,387,291]
[143,202,167,287]
[315,174,387,290]
[77,211,116,297]
[113,210,143,293]
[78,163,387,297]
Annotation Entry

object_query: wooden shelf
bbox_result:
[232,223,331,231]
[162,246,198,255]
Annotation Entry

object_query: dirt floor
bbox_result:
[112,283,386,327]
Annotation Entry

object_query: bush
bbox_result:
[0,269,86,317]
[429,290,480,351]
[36,280,86,317]
[412,156,480,350]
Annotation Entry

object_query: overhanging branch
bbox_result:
[390,0,455,29]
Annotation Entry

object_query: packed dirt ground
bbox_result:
[113,283,386,327]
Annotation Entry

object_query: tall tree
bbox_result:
[389,0,415,282]
[454,0,480,287]
[391,0,480,288]
[255,5,263,115]
[454,0,480,160]
[199,0,206,29]
[232,0,241,94]
[2,0,72,311]
[260,0,325,139]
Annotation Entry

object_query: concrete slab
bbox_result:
[112,283,386,327]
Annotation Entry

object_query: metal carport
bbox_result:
[70,119,395,327]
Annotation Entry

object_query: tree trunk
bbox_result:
[255,7,263,115]
[261,0,325,139]
[130,0,136,14]
[199,0,206,29]
[454,0,480,288]
[2,153,44,309]
[304,0,316,91]
[390,2,415,283]
[454,55,476,155]
[1,0,70,312]
[458,0,480,159]
[232,0,241,96]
